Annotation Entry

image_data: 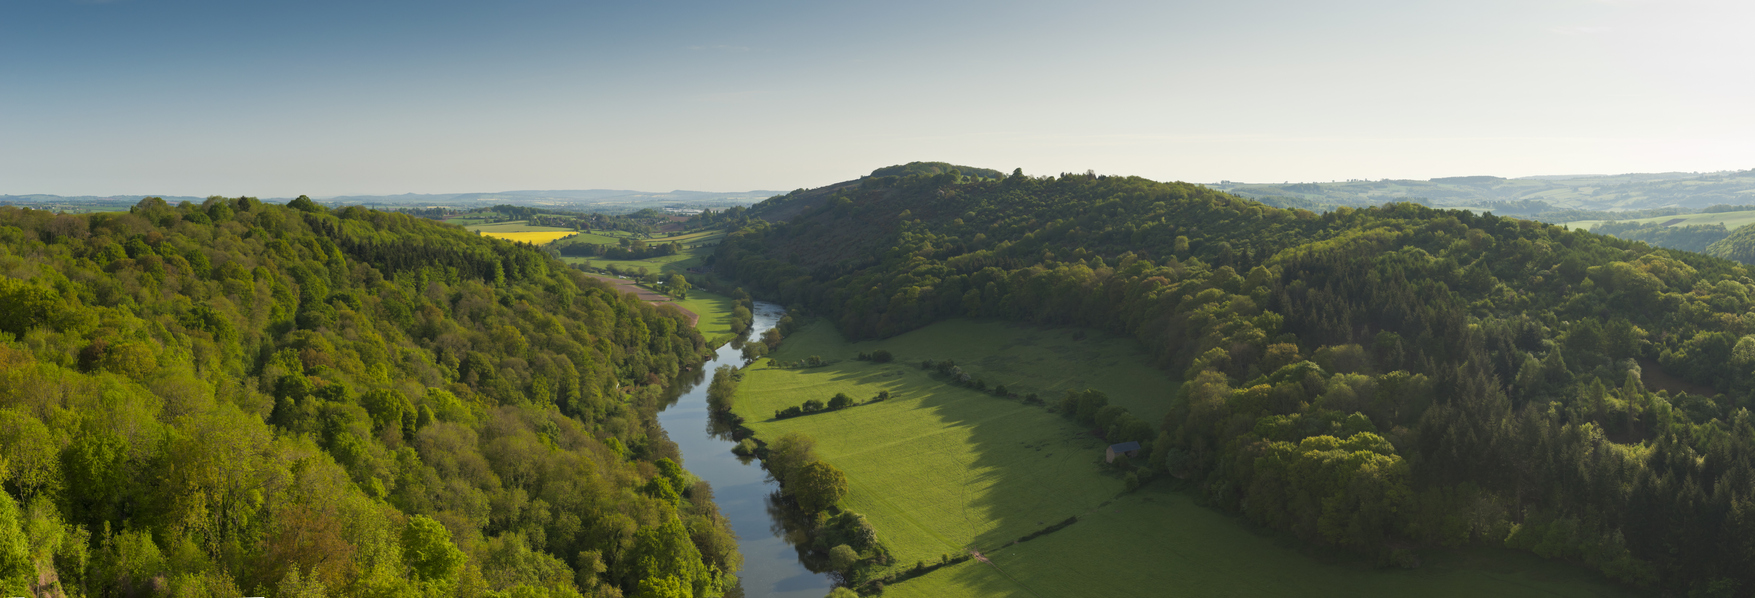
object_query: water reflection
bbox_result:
[656,301,833,598]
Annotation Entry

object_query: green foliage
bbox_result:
[403,515,465,584]
[715,167,1755,592]
[0,200,732,598]
[793,461,849,514]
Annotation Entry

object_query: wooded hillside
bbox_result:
[708,168,1755,594]
[0,198,736,597]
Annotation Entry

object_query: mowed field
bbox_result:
[562,230,725,277]
[1564,209,1755,231]
[734,320,1177,571]
[735,339,1123,571]
[672,291,738,346]
[737,319,1645,597]
[886,485,1644,598]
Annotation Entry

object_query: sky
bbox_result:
[2,0,1752,197]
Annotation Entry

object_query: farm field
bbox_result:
[732,319,1178,573]
[883,484,1644,598]
[562,231,724,278]
[757,319,1179,422]
[460,220,579,244]
[740,320,1643,597]
[734,350,1123,572]
[672,290,739,346]
[1563,208,1755,231]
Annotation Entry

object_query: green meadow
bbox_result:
[736,346,1122,572]
[1564,209,1755,231]
[884,485,1643,598]
[562,231,725,278]
[736,319,1642,597]
[671,289,739,346]
[733,320,1178,571]
[755,319,1179,422]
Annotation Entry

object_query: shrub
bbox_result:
[802,399,825,413]
[869,349,893,363]
[874,390,890,401]
[828,393,854,409]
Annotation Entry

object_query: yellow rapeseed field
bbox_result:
[480,231,575,244]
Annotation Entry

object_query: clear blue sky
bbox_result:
[3,0,1751,196]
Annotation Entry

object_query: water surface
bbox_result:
[658,302,832,598]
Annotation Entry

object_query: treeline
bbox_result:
[0,198,738,597]
[1593,221,1730,254]
[710,167,1755,594]
[557,238,683,260]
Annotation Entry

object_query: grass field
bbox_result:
[562,231,725,278]
[884,484,1643,598]
[755,319,1178,422]
[737,319,1640,597]
[734,319,1178,571]
[1564,209,1755,231]
[672,290,738,346]
[736,351,1123,571]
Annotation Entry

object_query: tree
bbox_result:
[792,461,849,513]
[666,274,690,299]
[766,432,818,486]
[828,393,854,409]
[403,515,466,585]
[828,544,859,574]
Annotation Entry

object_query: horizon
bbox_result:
[4,0,1752,196]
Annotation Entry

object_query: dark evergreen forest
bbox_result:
[0,197,735,597]
[709,167,1755,595]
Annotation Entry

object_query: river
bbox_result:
[658,301,833,598]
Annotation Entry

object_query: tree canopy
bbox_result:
[711,167,1755,594]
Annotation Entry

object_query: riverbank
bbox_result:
[658,302,834,598]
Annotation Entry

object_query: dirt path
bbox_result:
[586,274,700,328]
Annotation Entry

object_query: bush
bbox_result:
[869,349,893,363]
[828,393,854,409]
[874,390,890,401]
[803,399,825,413]
[777,406,804,419]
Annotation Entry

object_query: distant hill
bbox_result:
[1213,169,1755,215]
[1,188,783,214]
[868,161,1006,180]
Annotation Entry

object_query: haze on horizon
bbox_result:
[3,0,1751,198]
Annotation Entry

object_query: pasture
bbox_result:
[562,231,724,278]
[758,319,1178,422]
[735,353,1123,571]
[733,319,1179,572]
[883,485,1643,598]
[672,290,739,346]
[738,319,1641,597]
[1564,209,1755,231]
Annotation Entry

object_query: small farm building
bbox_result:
[1106,441,1141,463]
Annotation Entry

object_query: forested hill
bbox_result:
[0,198,736,597]
[710,168,1755,594]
